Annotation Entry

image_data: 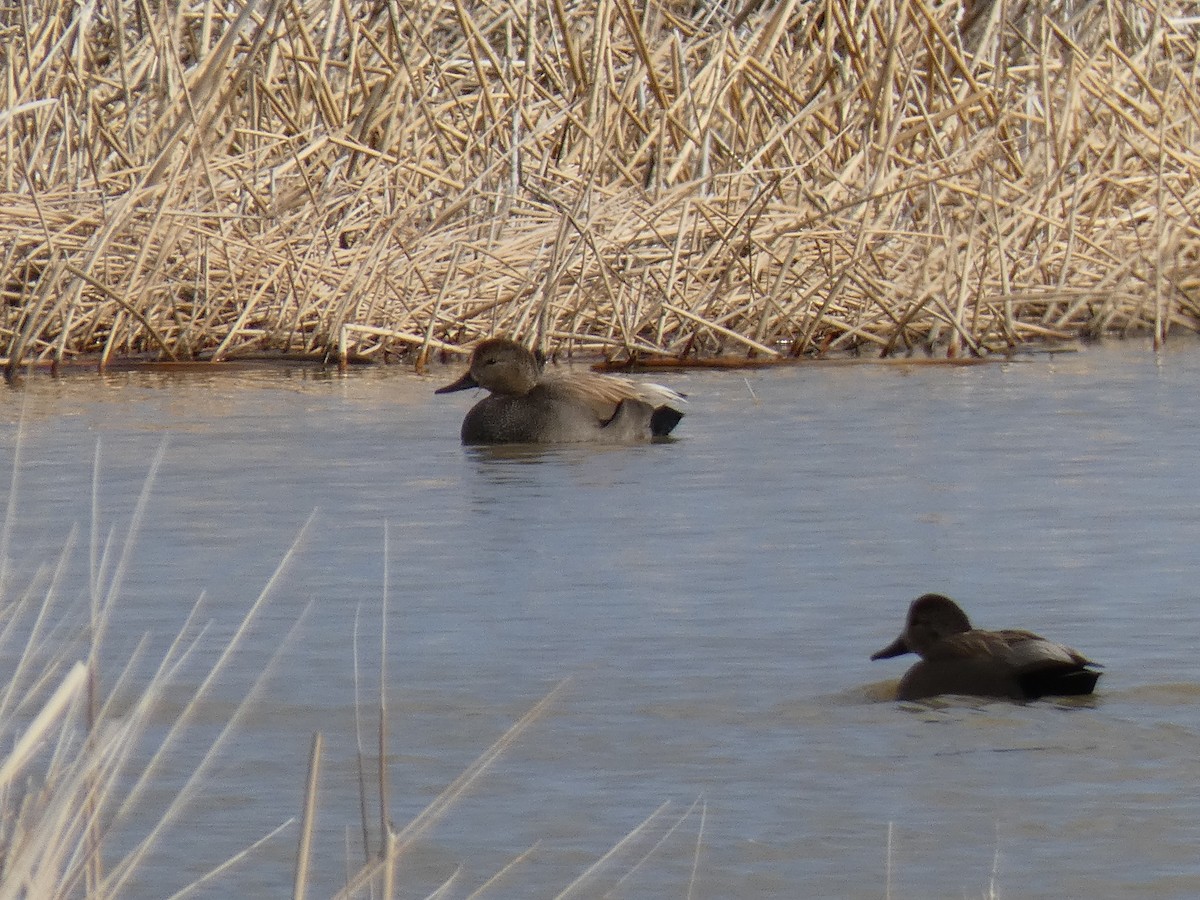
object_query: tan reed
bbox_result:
[1,0,1198,372]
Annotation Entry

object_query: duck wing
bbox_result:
[922,629,1097,667]
[989,629,1098,669]
[540,372,686,422]
[920,628,1102,699]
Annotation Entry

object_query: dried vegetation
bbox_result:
[1,0,1199,372]
[0,447,701,896]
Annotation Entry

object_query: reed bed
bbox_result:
[1,0,1198,370]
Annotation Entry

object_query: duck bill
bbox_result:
[435,371,479,394]
[870,635,910,660]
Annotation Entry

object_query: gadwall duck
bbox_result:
[871,593,1102,702]
[435,338,686,444]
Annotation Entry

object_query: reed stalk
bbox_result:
[292,732,323,900]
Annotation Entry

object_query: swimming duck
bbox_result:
[871,593,1102,701]
[435,338,686,444]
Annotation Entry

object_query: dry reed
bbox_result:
[1,0,1198,372]
[0,437,316,897]
[0,440,704,895]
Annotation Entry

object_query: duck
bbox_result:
[435,338,686,444]
[870,593,1102,701]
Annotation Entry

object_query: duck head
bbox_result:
[871,593,973,660]
[436,338,544,396]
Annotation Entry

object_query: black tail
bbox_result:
[650,406,684,437]
[1018,666,1101,700]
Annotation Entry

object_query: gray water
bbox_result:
[3,341,1200,898]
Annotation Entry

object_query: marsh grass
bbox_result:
[0,436,315,897]
[0,437,705,896]
[1,0,1197,372]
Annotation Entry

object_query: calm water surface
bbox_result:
[3,341,1200,898]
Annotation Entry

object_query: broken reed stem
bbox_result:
[0,662,88,792]
[2,0,1199,368]
[351,602,372,862]
[377,522,391,874]
[293,732,323,900]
